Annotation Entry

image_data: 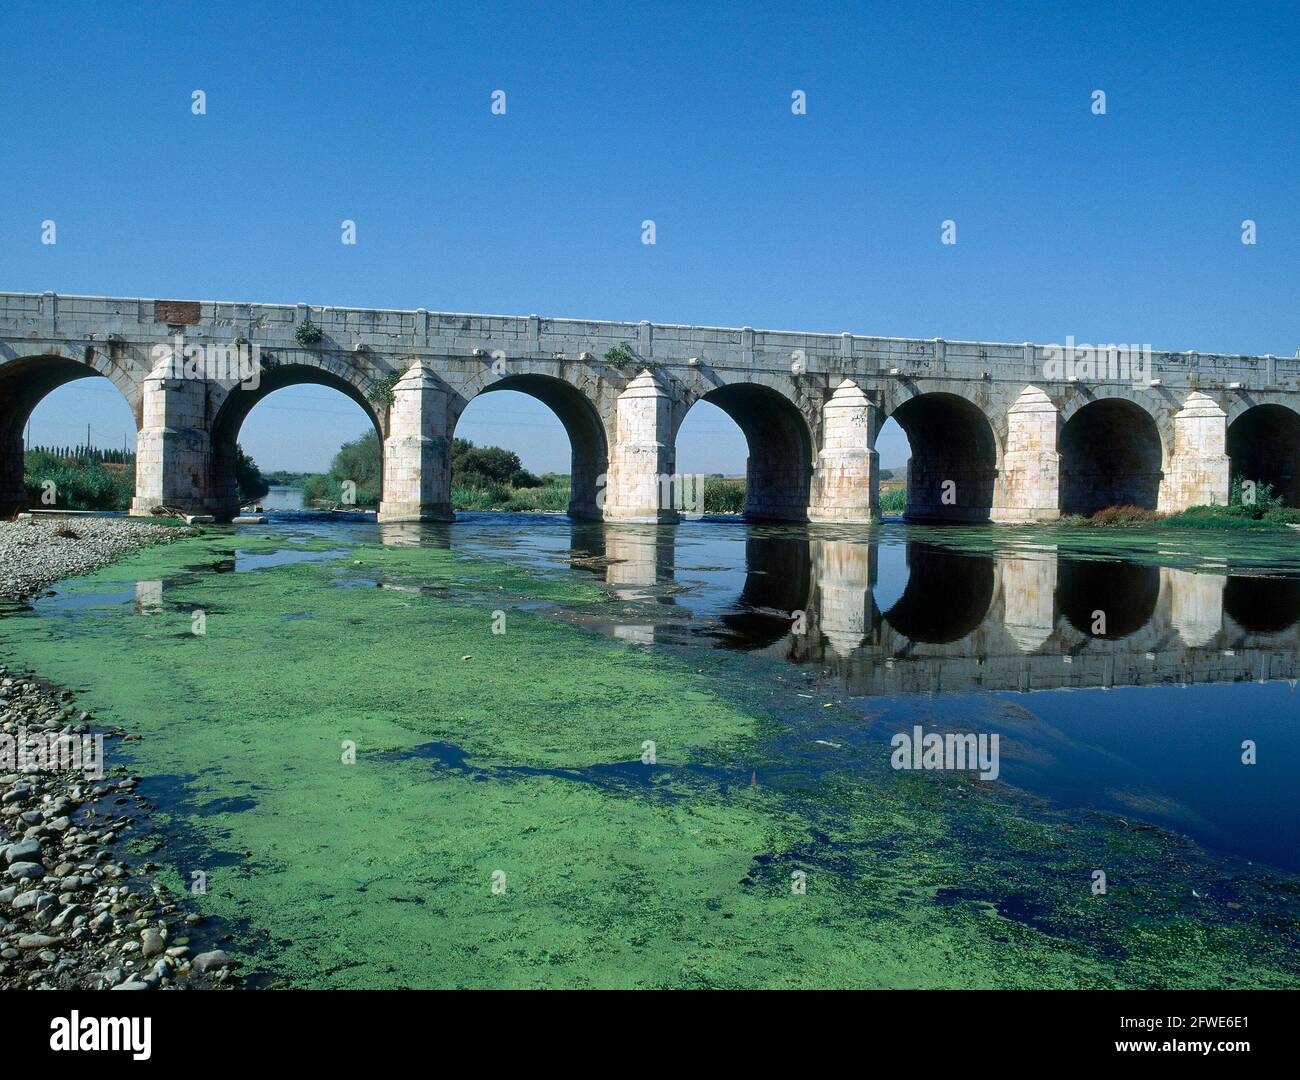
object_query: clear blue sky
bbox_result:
[3,1,1295,473]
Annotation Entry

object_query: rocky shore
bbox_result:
[0,516,198,602]
[0,514,242,989]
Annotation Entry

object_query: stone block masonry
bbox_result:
[2,291,1296,522]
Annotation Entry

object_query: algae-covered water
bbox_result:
[1,513,1298,988]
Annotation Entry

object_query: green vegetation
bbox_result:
[367,371,402,410]
[452,438,540,489]
[292,432,565,512]
[1064,481,1300,530]
[452,477,570,512]
[3,527,1296,988]
[703,476,745,515]
[236,446,270,504]
[603,342,637,369]
[263,470,314,487]
[294,319,324,346]
[448,440,572,511]
[300,431,383,508]
[879,487,908,513]
[23,449,135,511]
[23,445,267,511]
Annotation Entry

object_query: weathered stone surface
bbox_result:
[3,291,1294,522]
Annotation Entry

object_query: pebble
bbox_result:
[0,520,249,991]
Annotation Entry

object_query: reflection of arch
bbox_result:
[1059,399,1163,515]
[885,392,998,522]
[1057,559,1158,638]
[209,363,384,518]
[1224,575,1300,634]
[719,535,812,648]
[454,374,609,520]
[1226,404,1300,507]
[676,383,814,522]
[0,352,138,516]
[883,544,994,643]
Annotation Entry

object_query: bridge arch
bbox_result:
[672,374,815,522]
[1058,394,1165,515]
[209,361,385,517]
[1226,403,1300,506]
[881,388,1000,522]
[451,371,610,519]
[0,349,139,516]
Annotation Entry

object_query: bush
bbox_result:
[451,477,570,513]
[878,487,907,513]
[23,451,134,511]
[703,477,745,515]
[1078,505,1161,527]
[452,439,539,489]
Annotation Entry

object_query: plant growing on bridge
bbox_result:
[603,342,637,369]
[368,371,402,409]
[294,319,324,347]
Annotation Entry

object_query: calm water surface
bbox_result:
[19,510,1300,874]
[406,512,1300,873]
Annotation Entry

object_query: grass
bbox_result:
[878,486,908,513]
[23,451,134,512]
[703,477,745,515]
[452,480,570,512]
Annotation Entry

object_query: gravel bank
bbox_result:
[0,516,198,602]
[1,515,242,989]
[1,668,241,989]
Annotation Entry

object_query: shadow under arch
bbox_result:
[886,392,997,522]
[1056,559,1159,639]
[883,543,995,643]
[0,354,136,516]
[718,533,813,648]
[1060,398,1162,515]
[687,383,813,522]
[210,363,383,520]
[1227,404,1300,507]
[455,374,608,520]
[1224,575,1300,634]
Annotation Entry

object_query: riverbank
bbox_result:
[0,517,198,602]
[0,515,241,989]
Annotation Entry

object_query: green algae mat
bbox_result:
[2,527,1297,988]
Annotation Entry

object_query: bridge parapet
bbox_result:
[1,291,1292,390]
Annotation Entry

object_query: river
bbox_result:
[1,512,1297,987]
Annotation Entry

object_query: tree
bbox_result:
[451,438,540,488]
[237,445,270,503]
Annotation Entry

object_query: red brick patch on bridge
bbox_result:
[153,300,202,325]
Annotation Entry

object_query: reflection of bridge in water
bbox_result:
[577,526,1300,694]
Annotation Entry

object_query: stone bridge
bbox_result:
[2,291,1297,521]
